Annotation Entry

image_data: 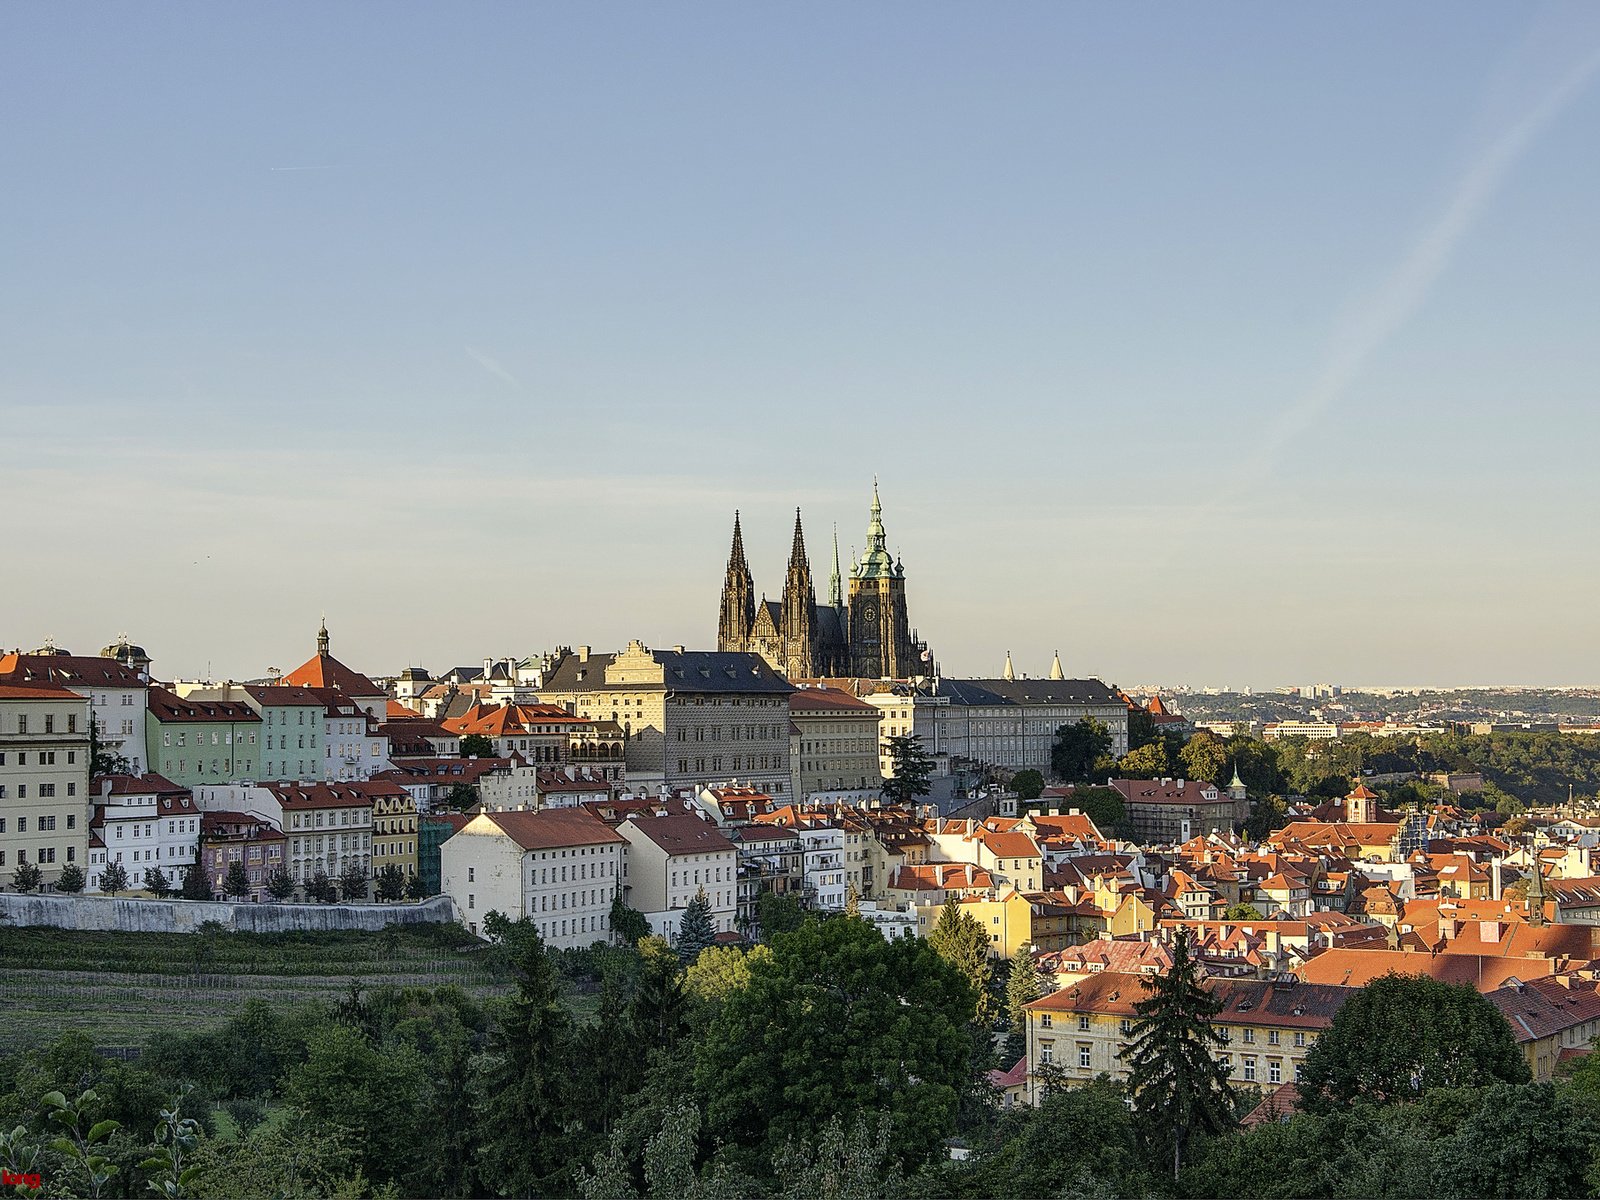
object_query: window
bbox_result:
[1119,1018,1132,1036]
[1078,1044,1091,1069]
[1269,1059,1282,1085]
[1268,1029,1280,1046]
[1078,1014,1090,1031]
[468,894,475,910]
[468,867,475,882]
[39,816,55,831]
[1242,1027,1255,1044]
[1243,1057,1256,1082]
[1294,1031,1306,1048]
[1040,1042,1054,1066]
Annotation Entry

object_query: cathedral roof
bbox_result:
[935,678,1121,707]
[543,648,794,695]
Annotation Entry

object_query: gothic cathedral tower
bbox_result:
[778,509,818,678]
[716,511,756,652]
[847,481,921,679]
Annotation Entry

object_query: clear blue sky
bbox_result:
[5,4,1599,687]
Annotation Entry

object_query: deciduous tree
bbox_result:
[11,859,44,893]
[1051,719,1112,783]
[141,867,171,898]
[265,865,295,901]
[1010,769,1045,800]
[375,863,406,901]
[180,860,211,901]
[222,861,250,899]
[55,864,86,894]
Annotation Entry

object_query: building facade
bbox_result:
[0,682,91,890]
[0,651,149,775]
[615,810,739,936]
[788,686,883,801]
[540,641,794,795]
[145,687,261,787]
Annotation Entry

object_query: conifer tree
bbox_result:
[1004,952,1045,1064]
[180,860,212,900]
[11,859,44,893]
[142,866,171,898]
[56,863,87,893]
[1118,929,1235,1178]
[265,864,296,901]
[675,887,717,964]
[881,734,936,805]
[927,895,995,1025]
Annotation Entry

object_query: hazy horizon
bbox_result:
[6,4,1600,687]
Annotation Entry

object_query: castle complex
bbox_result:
[716,483,927,680]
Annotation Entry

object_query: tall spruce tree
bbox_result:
[1118,929,1234,1178]
[1004,953,1045,1064]
[675,887,717,964]
[223,861,251,899]
[927,895,995,1026]
[180,860,212,900]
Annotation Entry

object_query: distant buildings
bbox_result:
[0,681,91,889]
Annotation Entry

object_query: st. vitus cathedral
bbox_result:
[716,482,928,680]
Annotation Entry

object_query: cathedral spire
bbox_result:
[780,508,817,648]
[829,524,843,609]
[1002,650,1015,681]
[717,510,756,651]
[857,479,894,578]
[1049,650,1064,680]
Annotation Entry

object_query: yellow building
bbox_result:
[372,787,420,883]
[955,888,1093,959]
[1022,971,1353,1104]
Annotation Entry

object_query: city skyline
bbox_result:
[6,6,1600,685]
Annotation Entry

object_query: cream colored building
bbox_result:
[0,683,91,889]
[540,641,794,797]
[788,686,882,802]
[616,809,738,936]
[441,808,626,944]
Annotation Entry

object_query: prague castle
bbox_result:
[716,483,927,680]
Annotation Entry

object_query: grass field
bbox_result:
[0,924,518,1052]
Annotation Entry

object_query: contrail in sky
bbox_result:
[466,346,519,386]
[1239,39,1600,487]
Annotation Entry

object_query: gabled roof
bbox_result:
[147,686,261,724]
[0,653,146,689]
[266,780,406,810]
[0,681,84,701]
[621,812,737,856]
[478,808,626,851]
[789,686,879,713]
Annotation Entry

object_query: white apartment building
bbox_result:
[0,652,149,775]
[441,808,626,944]
[0,683,91,889]
[615,810,738,936]
[88,773,200,891]
[796,823,849,910]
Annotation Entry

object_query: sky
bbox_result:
[4,4,1600,689]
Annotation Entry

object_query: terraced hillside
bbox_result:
[0,923,514,1052]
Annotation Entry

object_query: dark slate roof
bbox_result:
[815,604,846,647]
[935,678,1120,706]
[543,649,794,695]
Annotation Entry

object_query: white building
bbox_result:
[796,823,849,910]
[615,810,738,936]
[88,773,200,891]
[441,808,627,945]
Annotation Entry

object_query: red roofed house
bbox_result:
[200,810,286,902]
[90,774,200,892]
[441,807,628,944]
[279,620,388,720]
[1109,777,1247,845]
[616,810,739,937]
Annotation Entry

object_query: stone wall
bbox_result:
[0,892,456,934]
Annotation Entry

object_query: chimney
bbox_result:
[578,646,590,663]
[483,657,492,680]
[1491,857,1503,900]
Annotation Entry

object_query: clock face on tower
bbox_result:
[860,602,879,623]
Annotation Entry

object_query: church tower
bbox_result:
[847,481,921,679]
[716,511,756,653]
[779,509,818,677]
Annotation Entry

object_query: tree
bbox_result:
[771,1113,903,1200]
[926,895,996,1026]
[142,867,171,898]
[1223,903,1264,921]
[1004,953,1045,1064]
[610,895,650,946]
[960,1080,1148,1200]
[339,862,367,902]
[41,1087,121,1198]
[1118,929,1235,1178]
[306,869,335,904]
[1299,972,1529,1109]
[88,719,132,778]
[675,887,717,964]
[1117,739,1172,780]
[1052,719,1112,783]
[11,859,44,893]
[1069,786,1128,837]
[756,889,805,941]
[375,863,406,902]
[441,782,479,811]
[222,861,251,900]
[265,864,295,901]
[696,917,975,1167]
[473,930,576,1195]
[100,860,130,897]
[405,873,429,901]
[1179,731,1230,786]
[1011,769,1045,801]
[139,1085,204,1200]
[460,733,496,759]
[180,861,212,901]
[56,864,86,894]
[881,733,935,805]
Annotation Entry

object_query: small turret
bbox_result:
[1049,651,1064,681]
[317,617,330,656]
[1002,651,1015,681]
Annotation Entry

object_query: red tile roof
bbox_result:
[0,654,146,689]
[147,686,261,723]
[481,808,627,851]
[280,653,384,698]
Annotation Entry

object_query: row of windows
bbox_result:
[1042,1013,1311,1051]
[162,759,254,776]
[6,714,80,734]
[289,810,370,829]
[0,750,78,766]
[0,846,70,865]
[0,781,78,800]
[675,725,785,743]
[676,756,785,776]
[291,834,371,853]
[0,813,76,833]
[163,731,255,747]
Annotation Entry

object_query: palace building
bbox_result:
[717,482,927,680]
